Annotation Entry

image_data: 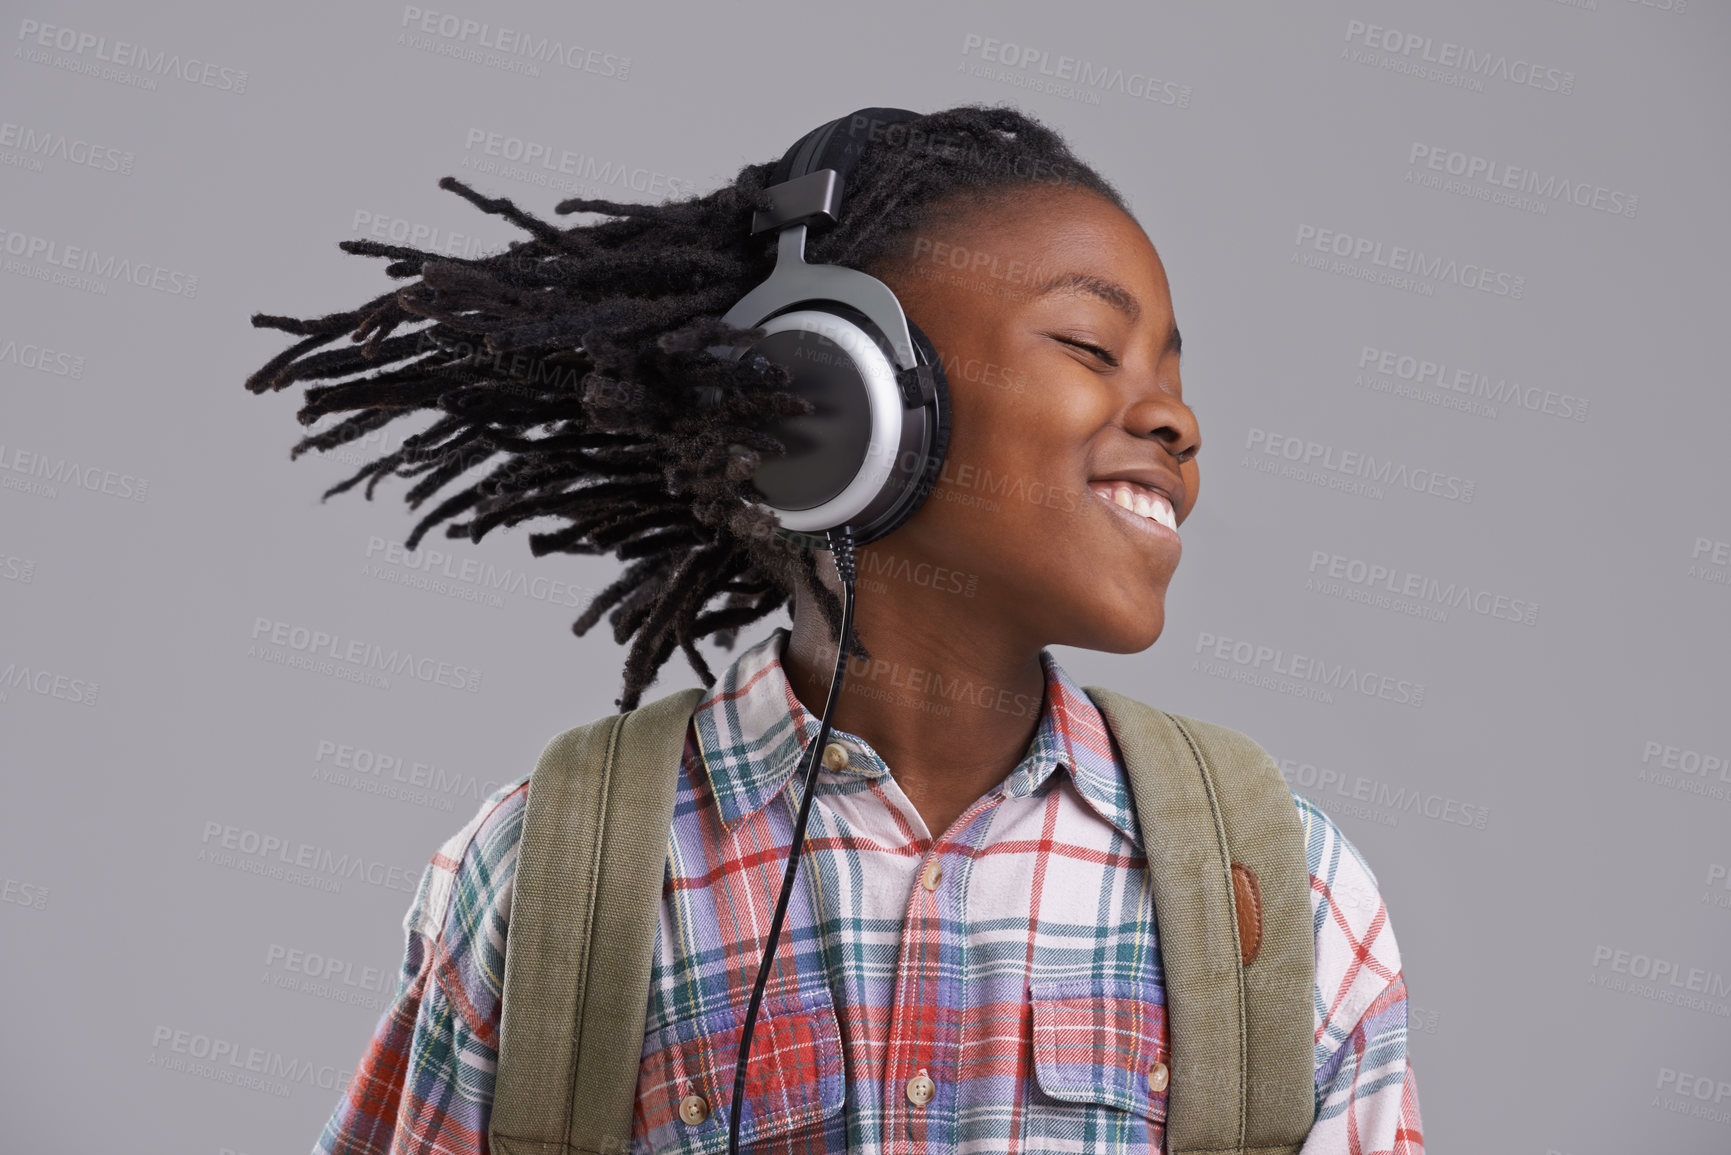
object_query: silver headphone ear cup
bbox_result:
[852,316,949,544]
[724,306,950,547]
[732,309,908,534]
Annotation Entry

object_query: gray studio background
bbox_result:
[3,0,1728,1151]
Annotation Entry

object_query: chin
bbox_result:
[1077,603,1167,655]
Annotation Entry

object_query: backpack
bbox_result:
[487,684,1316,1155]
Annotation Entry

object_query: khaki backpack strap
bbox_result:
[490,685,706,1155]
[1084,687,1315,1155]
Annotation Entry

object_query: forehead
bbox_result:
[903,184,1167,306]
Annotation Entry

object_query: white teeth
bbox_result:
[1092,480,1177,532]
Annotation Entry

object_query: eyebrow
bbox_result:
[1031,270,1182,357]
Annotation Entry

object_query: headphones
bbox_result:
[702,107,950,1155]
[703,106,951,547]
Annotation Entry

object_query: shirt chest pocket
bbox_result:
[634,987,847,1154]
[1028,977,1170,1137]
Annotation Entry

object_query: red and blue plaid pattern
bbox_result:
[314,626,1423,1154]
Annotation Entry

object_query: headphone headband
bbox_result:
[752,107,921,236]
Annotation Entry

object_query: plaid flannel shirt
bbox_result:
[314,626,1423,1154]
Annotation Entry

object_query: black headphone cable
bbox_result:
[725,525,857,1155]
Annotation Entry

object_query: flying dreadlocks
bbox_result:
[243,103,1128,710]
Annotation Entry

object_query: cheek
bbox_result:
[946,385,1052,481]
[963,376,1089,456]
[919,404,1074,543]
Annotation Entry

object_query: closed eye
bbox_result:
[1054,336,1119,368]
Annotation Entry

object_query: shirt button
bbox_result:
[1147,1059,1169,1093]
[919,860,943,891]
[679,1093,710,1124]
[906,1072,936,1106]
[822,742,850,771]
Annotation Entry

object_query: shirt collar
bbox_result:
[691,626,1142,850]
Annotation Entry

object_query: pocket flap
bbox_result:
[1029,977,1169,1122]
[636,986,846,1152]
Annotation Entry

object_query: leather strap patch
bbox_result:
[1230,862,1264,966]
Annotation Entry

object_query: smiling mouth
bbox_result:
[1086,480,1179,539]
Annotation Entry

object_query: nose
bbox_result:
[1124,384,1201,465]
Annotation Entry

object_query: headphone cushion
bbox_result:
[863,315,951,542]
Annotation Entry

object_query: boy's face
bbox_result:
[864,184,1201,656]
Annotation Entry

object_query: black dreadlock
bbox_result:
[244,103,1128,710]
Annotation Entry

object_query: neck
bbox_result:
[782,571,1048,838]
